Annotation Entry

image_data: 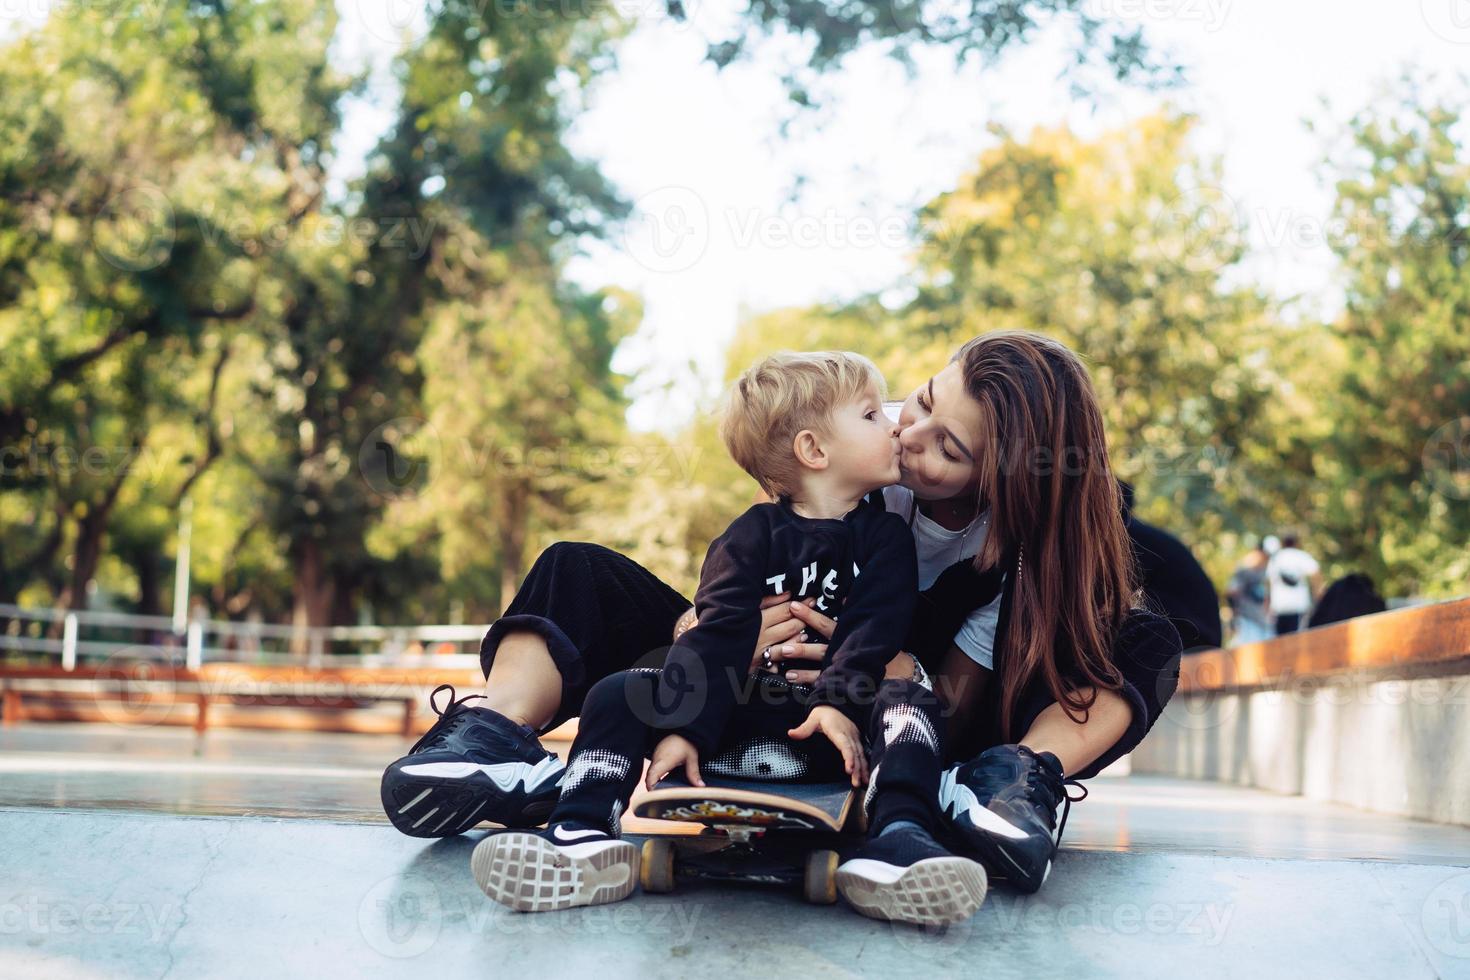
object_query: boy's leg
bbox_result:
[837,678,988,927]
[472,671,657,912]
[381,543,689,837]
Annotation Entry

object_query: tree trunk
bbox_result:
[67,509,109,612]
[496,486,529,614]
[290,538,335,658]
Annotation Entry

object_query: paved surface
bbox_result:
[2,724,1469,978]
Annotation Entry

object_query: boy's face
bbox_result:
[822,382,902,493]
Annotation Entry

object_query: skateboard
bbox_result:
[632,775,863,904]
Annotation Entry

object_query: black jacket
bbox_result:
[656,497,918,755]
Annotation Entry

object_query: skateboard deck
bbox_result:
[632,775,862,903]
[635,775,856,832]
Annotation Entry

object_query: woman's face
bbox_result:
[896,361,986,501]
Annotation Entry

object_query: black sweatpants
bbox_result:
[548,669,946,837]
[481,542,694,732]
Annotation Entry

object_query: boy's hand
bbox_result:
[789,705,868,787]
[646,734,703,790]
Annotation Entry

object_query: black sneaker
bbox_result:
[380,684,564,838]
[937,743,1087,893]
[471,823,638,913]
[836,826,988,926]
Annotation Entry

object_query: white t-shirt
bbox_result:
[1267,548,1320,615]
[880,484,1000,669]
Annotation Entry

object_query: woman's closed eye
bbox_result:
[916,390,958,460]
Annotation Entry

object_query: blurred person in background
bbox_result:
[1225,541,1273,645]
[1266,534,1323,634]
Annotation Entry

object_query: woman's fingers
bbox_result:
[760,591,792,609]
[645,759,670,791]
[683,755,704,788]
[775,641,826,663]
[760,616,806,648]
[789,601,837,639]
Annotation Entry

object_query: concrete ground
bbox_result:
[2,724,1469,978]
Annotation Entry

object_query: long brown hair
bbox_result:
[954,331,1135,736]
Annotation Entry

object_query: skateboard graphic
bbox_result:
[632,775,863,904]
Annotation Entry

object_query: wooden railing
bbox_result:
[1180,597,1470,692]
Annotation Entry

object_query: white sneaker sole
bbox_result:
[836,856,988,926]
[472,833,639,913]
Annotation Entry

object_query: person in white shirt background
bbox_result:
[1265,534,1324,634]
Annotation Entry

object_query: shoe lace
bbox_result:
[1025,757,1090,856]
[408,684,487,754]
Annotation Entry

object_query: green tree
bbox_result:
[1311,77,1470,597]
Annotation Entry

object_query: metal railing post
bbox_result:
[62,613,78,671]
[186,620,204,671]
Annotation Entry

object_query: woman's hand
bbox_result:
[746,595,833,684]
[777,601,835,685]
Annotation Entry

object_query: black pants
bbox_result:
[1274,613,1301,634]
[481,542,694,732]
[549,669,946,837]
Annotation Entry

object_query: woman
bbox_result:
[379,330,1181,900]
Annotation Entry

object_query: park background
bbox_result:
[2,0,1468,642]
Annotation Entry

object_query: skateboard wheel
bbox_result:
[640,839,676,894]
[804,849,839,904]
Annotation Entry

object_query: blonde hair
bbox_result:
[719,350,886,500]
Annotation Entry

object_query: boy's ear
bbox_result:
[792,429,829,471]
